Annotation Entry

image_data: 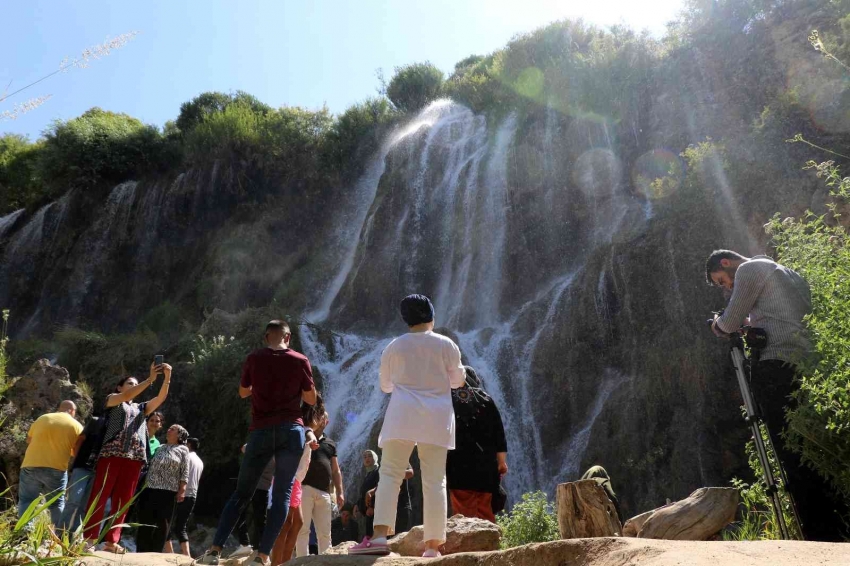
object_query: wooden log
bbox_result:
[622,508,661,537]
[556,480,622,539]
[637,487,738,540]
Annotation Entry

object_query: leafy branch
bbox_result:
[808,30,850,73]
[786,134,850,160]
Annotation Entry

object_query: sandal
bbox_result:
[348,536,390,556]
[103,543,127,554]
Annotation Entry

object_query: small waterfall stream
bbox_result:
[0,209,25,240]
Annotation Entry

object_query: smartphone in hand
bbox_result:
[154,354,164,377]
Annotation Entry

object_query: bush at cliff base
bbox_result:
[765,159,850,497]
[496,490,559,549]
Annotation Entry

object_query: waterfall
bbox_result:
[64,182,138,320]
[3,204,51,262]
[553,371,627,485]
[307,100,464,324]
[0,209,25,240]
[296,99,629,503]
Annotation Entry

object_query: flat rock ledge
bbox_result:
[83,537,850,566]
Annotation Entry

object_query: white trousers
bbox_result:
[375,439,448,543]
[295,485,333,556]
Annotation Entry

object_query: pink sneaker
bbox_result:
[348,536,390,556]
[422,549,442,558]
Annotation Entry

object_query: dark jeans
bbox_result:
[169,496,196,543]
[235,489,269,547]
[750,360,849,541]
[212,422,304,555]
[17,467,67,526]
[136,488,177,552]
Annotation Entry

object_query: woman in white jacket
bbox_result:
[350,295,465,558]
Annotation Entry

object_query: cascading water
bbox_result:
[63,181,138,320]
[296,99,640,503]
[307,100,465,324]
[0,209,25,240]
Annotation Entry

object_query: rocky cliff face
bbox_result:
[0,58,828,517]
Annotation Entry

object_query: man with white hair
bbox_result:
[18,400,84,525]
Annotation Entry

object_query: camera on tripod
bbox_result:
[706,310,801,539]
[707,310,768,354]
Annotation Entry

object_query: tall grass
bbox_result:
[1,473,145,565]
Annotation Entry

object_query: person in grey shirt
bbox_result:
[706,250,847,541]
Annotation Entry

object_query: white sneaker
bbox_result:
[229,545,253,559]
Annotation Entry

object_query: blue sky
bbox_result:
[1,0,683,140]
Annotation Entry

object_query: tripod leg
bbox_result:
[762,421,804,539]
[750,421,789,540]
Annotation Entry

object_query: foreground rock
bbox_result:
[556,480,622,538]
[637,487,738,540]
[84,538,850,566]
[388,515,501,556]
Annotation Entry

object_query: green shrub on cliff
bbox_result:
[386,62,445,113]
[323,97,399,172]
[184,335,253,463]
[765,159,850,496]
[176,90,272,134]
[0,135,44,212]
[497,491,559,548]
[184,102,337,187]
[54,326,160,402]
[40,108,178,189]
[443,54,508,113]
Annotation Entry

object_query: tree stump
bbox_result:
[556,480,622,539]
[637,487,738,540]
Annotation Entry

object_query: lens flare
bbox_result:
[806,78,850,133]
[631,149,685,199]
[784,58,850,134]
[572,148,622,197]
[515,67,544,101]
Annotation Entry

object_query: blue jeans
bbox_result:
[61,467,94,531]
[18,467,67,526]
[213,422,304,555]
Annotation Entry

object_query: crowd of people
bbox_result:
[17,296,513,564]
[20,251,838,564]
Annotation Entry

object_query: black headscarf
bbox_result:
[400,294,434,326]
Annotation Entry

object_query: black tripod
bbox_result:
[728,330,802,540]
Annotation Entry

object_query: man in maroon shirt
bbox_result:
[196,320,317,566]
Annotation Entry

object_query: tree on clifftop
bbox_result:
[386,62,445,113]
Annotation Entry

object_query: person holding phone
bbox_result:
[83,360,173,553]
